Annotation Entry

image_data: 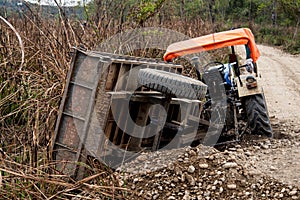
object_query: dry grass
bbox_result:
[0,5,222,199]
[0,10,129,198]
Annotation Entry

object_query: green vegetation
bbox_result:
[1,0,298,53]
[86,0,300,53]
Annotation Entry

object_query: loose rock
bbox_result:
[199,163,209,169]
[223,162,238,169]
[188,165,196,173]
[227,184,237,189]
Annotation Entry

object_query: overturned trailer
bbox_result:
[52,49,204,179]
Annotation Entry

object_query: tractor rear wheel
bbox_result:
[244,94,273,137]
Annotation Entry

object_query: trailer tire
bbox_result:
[138,68,207,99]
[244,94,273,137]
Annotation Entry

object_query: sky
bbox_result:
[24,0,92,7]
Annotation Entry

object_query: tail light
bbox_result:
[246,75,257,89]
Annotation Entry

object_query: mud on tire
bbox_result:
[138,68,207,99]
[244,94,273,137]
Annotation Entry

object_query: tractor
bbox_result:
[138,28,273,144]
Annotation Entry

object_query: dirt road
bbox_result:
[258,45,300,125]
[248,45,300,187]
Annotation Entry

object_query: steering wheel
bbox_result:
[203,61,225,72]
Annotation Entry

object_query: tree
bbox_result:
[277,0,300,26]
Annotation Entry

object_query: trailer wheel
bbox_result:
[244,94,273,137]
[138,68,207,99]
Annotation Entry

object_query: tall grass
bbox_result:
[0,7,134,198]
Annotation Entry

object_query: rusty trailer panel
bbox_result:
[52,49,203,178]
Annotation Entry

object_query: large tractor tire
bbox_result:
[244,94,273,137]
[138,68,207,99]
